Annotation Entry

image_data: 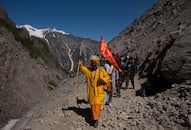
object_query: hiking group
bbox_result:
[78,52,139,128]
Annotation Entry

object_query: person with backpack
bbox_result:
[120,55,129,89]
[79,55,110,128]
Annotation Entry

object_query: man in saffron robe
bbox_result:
[79,55,110,128]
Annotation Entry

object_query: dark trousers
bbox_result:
[126,74,135,89]
[116,78,122,97]
[119,72,127,88]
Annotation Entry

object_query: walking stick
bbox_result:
[74,42,83,96]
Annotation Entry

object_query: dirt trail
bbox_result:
[11,74,188,130]
[11,74,152,130]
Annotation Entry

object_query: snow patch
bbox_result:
[17,25,69,39]
[1,119,18,130]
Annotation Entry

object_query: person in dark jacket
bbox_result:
[120,55,129,89]
[126,57,136,89]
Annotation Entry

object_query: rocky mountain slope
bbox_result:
[18,25,99,74]
[1,0,191,129]
[0,6,66,128]
[109,0,191,84]
[0,4,98,128]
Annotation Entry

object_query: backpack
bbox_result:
[120,60,128,70]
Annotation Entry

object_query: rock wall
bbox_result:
[109,0,191,84]
[0,10,65,128]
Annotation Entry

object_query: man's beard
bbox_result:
[91,64,97,71]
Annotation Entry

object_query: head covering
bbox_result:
[89,55,100,63]
[127,55,130,59]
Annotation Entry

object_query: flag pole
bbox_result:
[74,41,83,96]
[98,36,103,79]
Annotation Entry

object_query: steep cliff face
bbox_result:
[0,25,64,128]
[161,27,191,83]
[109,0,191,84]
[42,32,99,74]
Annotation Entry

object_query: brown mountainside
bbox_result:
[0,0,191,129]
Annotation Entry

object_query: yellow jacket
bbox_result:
[79,60,110,105]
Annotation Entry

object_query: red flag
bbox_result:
[99,36,120,71]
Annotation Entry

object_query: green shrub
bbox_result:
[0,19,42,59]
[48,80,57,90]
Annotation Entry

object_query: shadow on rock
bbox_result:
[136,75,171,97]
[76,97,88,104]
[62,98,94,126]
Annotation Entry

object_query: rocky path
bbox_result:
[11,74,190,130]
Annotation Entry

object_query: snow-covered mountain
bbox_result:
[17,24,70,47]
[17,24,68,40]
[18,24,99,74]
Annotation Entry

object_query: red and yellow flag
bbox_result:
[99,36,120,71]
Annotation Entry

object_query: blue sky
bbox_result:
[1,0,157,42]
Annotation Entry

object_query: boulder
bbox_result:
[161,33,191,83]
